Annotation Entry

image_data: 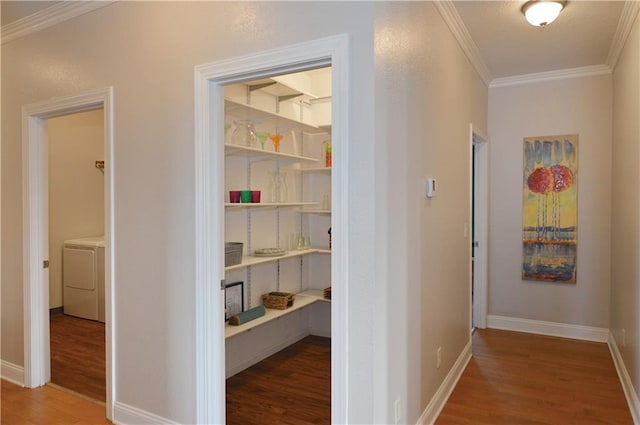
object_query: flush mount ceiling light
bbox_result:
[522,0,567,27]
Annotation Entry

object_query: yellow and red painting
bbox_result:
[523,135,578,283]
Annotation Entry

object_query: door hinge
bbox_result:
[220,279,226,290]
[43,260,50,269]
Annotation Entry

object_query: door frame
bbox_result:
[194,35,349,424]
[22,87,115,420]
[470,124,488,329]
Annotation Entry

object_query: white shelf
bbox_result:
[299,208,331,215]
[225,202,318,209]
[225,99,327,135]
[300,166,332,174]
[225,290,329,339]
[225,248,327,272]
[225,143,318,163]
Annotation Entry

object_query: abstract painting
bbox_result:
[522,135,578,283]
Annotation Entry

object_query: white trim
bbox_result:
[490,64,612,88]
[607,332,640,424]
[194,34,350,425]
[113,401,180,425]
[22,87,115,420]
[487,315,609,342]
[470,125,488,329]
[606,1,640,70]
[417,340,472,425]
[1,360,25,386]
[1,1,115,45]
[434,1,493,86]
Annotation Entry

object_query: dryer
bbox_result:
[63,236,105,322]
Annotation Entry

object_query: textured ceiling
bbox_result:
[453,1,625,79]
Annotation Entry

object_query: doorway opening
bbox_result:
[22,87,115,420]
[223,66,332,423]
[47,109,106,401]
[470,125,488,330]
[194,35,349,425]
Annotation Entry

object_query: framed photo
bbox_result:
[225,281,244,321]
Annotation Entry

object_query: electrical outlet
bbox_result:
[622,329,627,347]
[394,396,401,424]
[437,346,442,369]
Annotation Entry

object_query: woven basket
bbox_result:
[262,292,295,310]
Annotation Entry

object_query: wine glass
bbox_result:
[256,132,269,150]
[269,133,283,152]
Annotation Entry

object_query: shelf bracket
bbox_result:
[248,82,276,92]
[277,93,303,103]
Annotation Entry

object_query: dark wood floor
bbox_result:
[50,314,106,402]
[437,328,633,425]
[226,335,331,425]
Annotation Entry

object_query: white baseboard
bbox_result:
[1,360,25,386]
[607,332,640,424]
[113,401,180,425]
[487,315,609,342]
[417,339,472,425]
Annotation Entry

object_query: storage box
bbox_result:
[262,292,295,310]
[225,242,243,266]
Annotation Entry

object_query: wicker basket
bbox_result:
[262,292,295,310]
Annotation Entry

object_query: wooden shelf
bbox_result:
[225,248,327,272]
[225,290,329,339]
[225,143,318,163]
[225,202,318,209]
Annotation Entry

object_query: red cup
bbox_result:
[251,190,261,203]
[229,191,241,203]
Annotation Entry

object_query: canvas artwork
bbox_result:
[522,135,578,283]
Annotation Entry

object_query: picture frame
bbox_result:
[225,281,244,321]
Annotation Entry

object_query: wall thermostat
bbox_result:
[426,178,437,198]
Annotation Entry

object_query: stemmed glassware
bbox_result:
[269,133,283,152]
[256,132,269,150]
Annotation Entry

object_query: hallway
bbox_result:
[437,329,633,424]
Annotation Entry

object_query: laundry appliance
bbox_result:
[62,236,105,322]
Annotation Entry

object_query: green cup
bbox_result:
[240,190,252,203]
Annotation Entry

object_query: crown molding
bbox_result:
[606,1,640,70]
[1,1,115,45]
[433,1,493,87]
[490,64,612,88]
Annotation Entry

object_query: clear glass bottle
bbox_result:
[279,171,288,203]
[269,171,280,203]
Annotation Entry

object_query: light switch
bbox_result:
[426,178,437,198]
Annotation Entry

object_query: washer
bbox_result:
[63,236,105,322]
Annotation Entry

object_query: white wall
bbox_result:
[1,2,377,423]
[611,11,640,403]
[488,74,612,328]
[48,109,105,308]
[374,2,487,423]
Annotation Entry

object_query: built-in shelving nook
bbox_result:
[223,66,333,406]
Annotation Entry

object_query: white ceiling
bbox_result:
[0,1,61,27]
[452,1,625,79]
[0,1,630,82]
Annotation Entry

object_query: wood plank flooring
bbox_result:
[436,328,633,425]
[49,314,106,402]
[226,335,331,425]
[0,380,110,425]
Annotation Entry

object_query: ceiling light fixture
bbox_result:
[521,0,566,27]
